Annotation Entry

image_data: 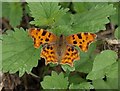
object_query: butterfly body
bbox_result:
[29,28,96,67]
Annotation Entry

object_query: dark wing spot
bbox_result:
[79,45,82,48]
[31,35,34,38]
[82,40,85,42]
[36,32,38,35]
[72,35,75,39]
[71,47,74,52]
[68,48,70,51]
[39,36,41,39]
[48,56,51,58]
[86,37,88,40]
[91,34,95,37]
[79,42,82,44]
[64,57,67,60]
[68,58,71,60]
[77,34,82,39]
[40,42,42,44]
[50,47,53,50]
[51,52,54,54]
[73,41,77,44]
[46,51,49,54]
[66,53,69,55]
[88,40,92,43]
[84,33,88,35]
[42,31,47,36]
[47,46,50,49]
[51,56,55,59]
[87,42,90,46]
[45,38,49,42]
[74,51,77,55]
[86,46,88,49]
[50,60,53,62]
[41,38,43,40]
[71,53,74,56]
[43,49,47,52]
[48,33,51,37]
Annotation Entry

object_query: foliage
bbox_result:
[2,28,41,76]
[41,71,68,89]
[2,2,118,90]
[2,2,23,27]
[71,3,116,33]
[115,27,120,39]
[28,2,68,27]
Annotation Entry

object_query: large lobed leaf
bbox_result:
[2,28,41,77]
[2,2,23,27]
[87,50,117,80]
[71,3,116,33]
[50,3,116,36]
[41,71,69,89]
[87,50,118,89]
[28,2,68,26]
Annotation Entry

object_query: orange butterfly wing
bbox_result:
[60,45,80,67]
[29,28,58,65]
[66,32,97,52]
[29,28,96,67]
[29,28,57,48]
[41,44,58,65]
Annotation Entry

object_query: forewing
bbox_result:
[66,33,97,52]
[28,28,57,48]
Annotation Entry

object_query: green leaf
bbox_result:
[114,27,120,39]
[92,50,117,71]
[69,82,94,89]
[50,24,73,36]
[71,3,116,33]
[28,2,68,26]
[93,78,118,89]
[92,62,118,89]
[55,13,72,27]
[87,50,118,80]
[2,2,23,27]
[75,42,96,73]
[75,59,93,73]
[87,70,105,80]
[105,62,118,78]
[110,12,118,25]
[110,2,118,25]
[61,64,75,72]
[2,2,9,18]
[69,73,85,84]
[41,71,69,89]
[2,28,41,77]
[73,2,97,13]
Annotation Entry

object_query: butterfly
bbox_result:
[29,28,97,67]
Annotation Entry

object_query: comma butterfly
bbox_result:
[29,28,97,67]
